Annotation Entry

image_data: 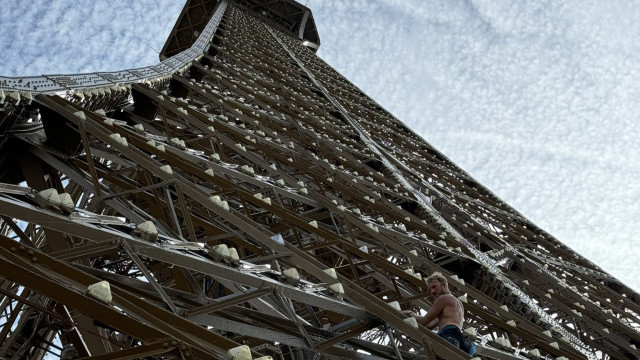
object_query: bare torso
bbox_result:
[409,279,465,331]
[414,293,465,330]
[434,294,464,330]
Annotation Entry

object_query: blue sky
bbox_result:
[1,0,639,295]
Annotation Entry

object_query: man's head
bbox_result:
[426,272,449,298]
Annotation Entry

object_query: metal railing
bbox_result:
[0,1,227,96]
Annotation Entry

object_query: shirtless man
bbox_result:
[404,272,474,354]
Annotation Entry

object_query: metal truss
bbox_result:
[0,1,639,359]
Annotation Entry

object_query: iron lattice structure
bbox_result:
[0,1,639,359]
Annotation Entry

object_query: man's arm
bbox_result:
[416,296,449,328]
[423,317,439,330]
[403,311,436,328]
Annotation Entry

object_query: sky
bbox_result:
[1,0,638,295]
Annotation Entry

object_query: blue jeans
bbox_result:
[437,325,476,355]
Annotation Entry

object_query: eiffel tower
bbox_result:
[0,1,638,359]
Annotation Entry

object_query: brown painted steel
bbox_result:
[0,1,639,359]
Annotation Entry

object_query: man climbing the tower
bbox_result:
[404,272,476,356]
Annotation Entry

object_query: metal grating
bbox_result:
[0,1,638,360]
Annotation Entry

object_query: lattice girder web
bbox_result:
[0,1,639,360]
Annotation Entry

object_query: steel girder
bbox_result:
[0,1,639,360]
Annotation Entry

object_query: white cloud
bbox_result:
[313,0,640,292]
[0,0,182,76]
[1,0,638,293]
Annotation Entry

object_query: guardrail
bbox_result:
[0,1,227,98]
